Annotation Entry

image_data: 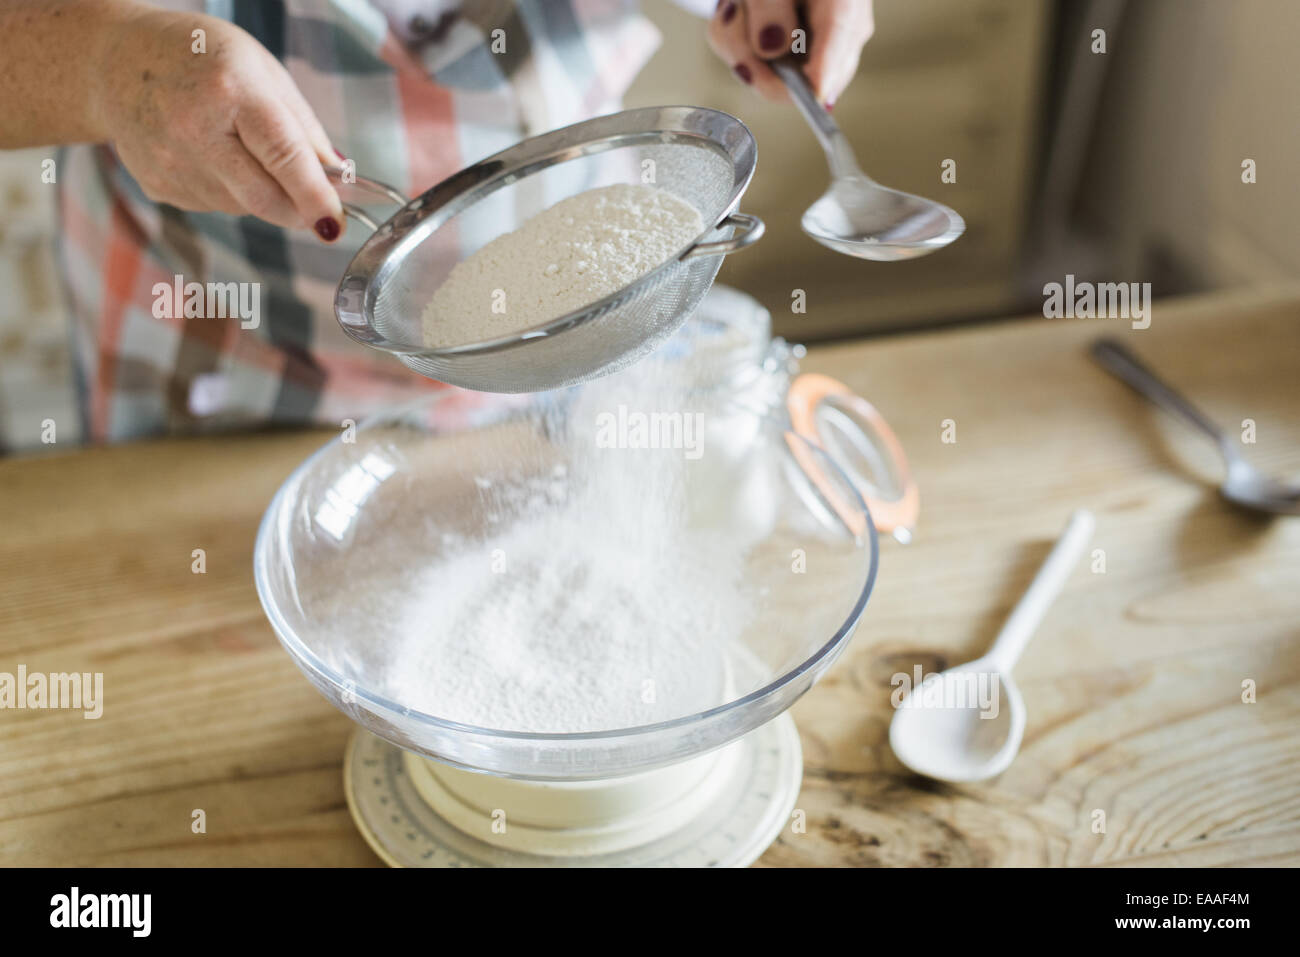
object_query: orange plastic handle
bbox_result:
[786,373,919,539]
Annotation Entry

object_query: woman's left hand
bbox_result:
[706,0,874,109]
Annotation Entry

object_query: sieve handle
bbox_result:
[681,212,765,260]
[323,164,409,232]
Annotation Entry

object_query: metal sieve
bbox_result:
[330,106,764,393]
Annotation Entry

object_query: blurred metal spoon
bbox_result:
[771,58,964,261]
[1091,338,1300,515]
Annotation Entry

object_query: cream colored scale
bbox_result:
[345,715,801,868]
[345,653,801,867]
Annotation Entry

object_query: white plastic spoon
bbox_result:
[889,509,1096,782]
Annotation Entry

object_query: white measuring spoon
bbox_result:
[889,509,1096,782]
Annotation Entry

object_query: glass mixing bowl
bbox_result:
[255,342,879,782]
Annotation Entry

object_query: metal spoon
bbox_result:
[1091,338,1300,515]
[770,58,965,260]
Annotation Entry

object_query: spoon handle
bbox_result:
[1090,338,1229,449]
[986,509,1096,674]
[771,57,863,180]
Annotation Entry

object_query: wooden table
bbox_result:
[3,285,1298,867]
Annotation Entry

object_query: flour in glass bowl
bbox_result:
[421,184,705,349]
[382,354,750,734]
[387,510,740,733]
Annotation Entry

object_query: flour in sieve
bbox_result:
[421,184,704,348]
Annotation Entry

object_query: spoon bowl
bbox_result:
[802,177,966,261]
[1092,339,1300,515]
[1220,451,1300,514]
[889,663,1024,782]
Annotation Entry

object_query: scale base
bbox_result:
[344,714,802,867]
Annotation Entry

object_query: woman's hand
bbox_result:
[95,7,346,241]
[706,0,874,109]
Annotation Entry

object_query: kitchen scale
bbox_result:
[344,706,800,867]
[254,287,915,867]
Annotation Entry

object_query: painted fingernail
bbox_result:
[721,2,737,24]
[733,63,753,84]
[824,100,836,112]
[759,24,785,52]
[315,216,341,242]
[333,147,346,160]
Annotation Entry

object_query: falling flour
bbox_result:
[383,351,750,734]
[421,183,705,348]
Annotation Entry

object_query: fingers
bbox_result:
[806,0,874,106]
[134,167,244,219]
[183,173,247,219]
[233,97,345,242]
[211,134,307,231]
[708,2,790,103]
[744,0,800,59]
[276,65,341,166]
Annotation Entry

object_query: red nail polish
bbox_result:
[721,2,737,24]
[333,147,346,160]
[733,63,752,84]
[824,100,836,112]
[759,24,785,52]
[315,217,340,241]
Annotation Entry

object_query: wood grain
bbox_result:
[2,284,1298,866]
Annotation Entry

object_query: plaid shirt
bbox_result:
[58,0,659,443]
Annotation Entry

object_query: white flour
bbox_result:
[385,352,749,734]
[421,184,704,348]
[389,510,737,733]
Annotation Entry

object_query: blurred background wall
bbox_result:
[1074,0,1300,290]
[1,0,1296,452]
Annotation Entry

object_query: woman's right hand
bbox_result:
[95,7,346,242]
[707,0,875,109]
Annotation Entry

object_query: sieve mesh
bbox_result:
[335,108,761,394]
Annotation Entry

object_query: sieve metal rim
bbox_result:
[333,105,761,359]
